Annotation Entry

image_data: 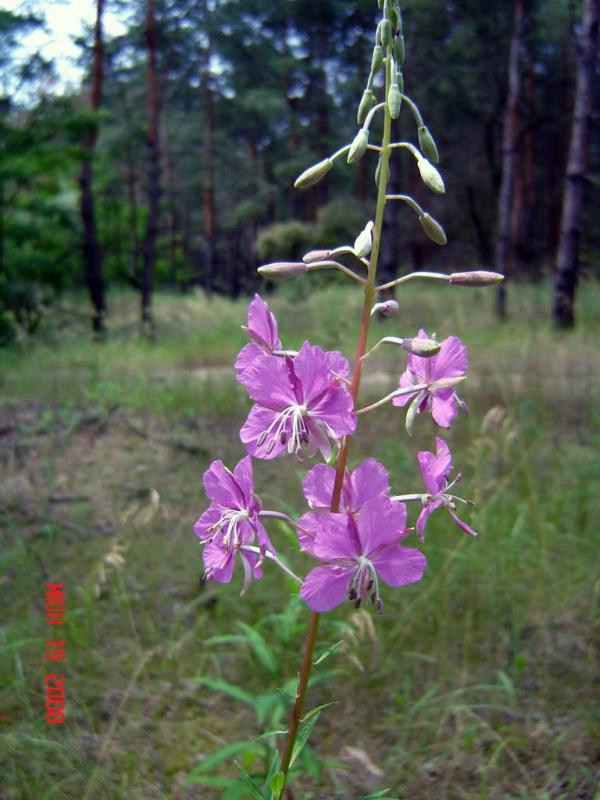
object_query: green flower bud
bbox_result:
[258,262,307,280]
[387,83,401,119]
[357,89,377,125]
[418,126,440,164]
[371,45,384,74]
[390,6,400,31]
[417,158,445,194]
[294,158,333,189]
[401,337,441,356]
[392,2,402,33]
[396,69,404,95]
[383,0,392,20]
[347,128,369,165]
[449,271,505,286]
[303,249,331,264]
[394,35,405,66]
[354,220,374,258]
[379,19,392,48]
[419,213,447,246]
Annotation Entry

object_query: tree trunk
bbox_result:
[553,0,599,328]
[202,43,216,296]
[141,0,161,335]
[495,0,525,319]
[78,0,106,335]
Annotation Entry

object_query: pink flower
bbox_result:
[235,294,282,379]
[239,342,356,461]
[297,459,390,551]
[193,456,273,587]
[393,328,468,428]
[416,437,478,540]
[299,497,427,613]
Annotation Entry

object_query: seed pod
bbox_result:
[294,158,333,189]
[394,35,405,66]
[371,44,384,74]
[449,271,505,286]
[419,213,447,246]
[347,128,369,165]
[417,158,445,194]
[357,89,377,125]
[258,262,307,280]
[387,82,401,119]
[379,19,392,48]
[418,125,440,164]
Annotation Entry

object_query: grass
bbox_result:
[1,282,600,799]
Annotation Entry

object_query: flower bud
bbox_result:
[354,221,374,258]
[371,45,384,74]
[417,158,445,193]
[371,299,399,317]
[419,213,447,246]
[294,158,333,190]
[347,128,369,165]
[390,6,400,32]
[449,271,505,286]
[394,35,405,66]
[387,82,402,119]
[303,249,331,264]
[357,89,377,125]
[401,337,441,357]
[418,125,440,164]
[258,262,307,281]
[378,19,392,48]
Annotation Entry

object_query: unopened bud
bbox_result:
[418,126,440,164]
[371,300,399,317]
[258,262,307,281]
[378,19,392,48]
[357,89,377,125]
[401,337,441,357]
[303,249,331,264]
[294,158,333,190]
[393,1,403,33]
[449,271,504,286]
[396,69,404,95]
[419,213,447,246]
[371,45,384,74]
[417,158,445,194]
[347,128,369,165]
[387,83,401,119]
[354,221,374,258]
[390,6,400,32]
[394,35,405,66]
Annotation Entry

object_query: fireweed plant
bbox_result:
[193,1,503,796]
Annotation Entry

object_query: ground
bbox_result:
[1,284,600,799]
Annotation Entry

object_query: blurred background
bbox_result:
[1,0,599,798]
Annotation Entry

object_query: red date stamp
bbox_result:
[44,583,66,724]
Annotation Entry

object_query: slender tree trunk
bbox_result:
[141,0,161,335]
[78,0,106,335]
[553,0,599,328]
[202,44,216,296]
[495,0,525,319]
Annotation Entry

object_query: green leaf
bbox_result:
[359,790,402,799]
[237,621,277,676]
[269,771,286,797]
[234,761,267,800]
[313,640,344,665]
[290,703,336,767]
[194,677,256,708]
[185,740,258,782]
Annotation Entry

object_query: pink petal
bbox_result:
[392,370,421,407]
[203,460,246,509]
[349,459,389,511]
[358,496,408,555]
[203,541,235,583]
[240,405,287,460]
[239,353,296,409]
[417,451,444,494]
[235,342,263,379]
[300,564,352,612]
[302,464,337,511]
[430,336,468,381]
[433,437,452,481]
[305,418,333,461]
[324,349,350,380]
[296,512,322,553]
[312,513,356,561]
[193,505,223,541]
[371,543,427,588]
[310,385,356,438]
[232,455,254,502]
[416,499,442,540]
[431,391,457,428]
[247,294,281,351]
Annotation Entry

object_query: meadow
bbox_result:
[1,282,599,799]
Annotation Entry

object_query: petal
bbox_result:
[232,455,254,504]
[302,464,337,511]
[324,349,350,380]
[434,437,452,481]
[250,519,275,552]
[447,507,479,537]
[203,541,235,583]
[430,336,468,381]
[203,460,246,509]
[238,354,296,409]
[193,504,223,541]
[240,405,287,460]
[392,370,420,407]
[416,499,442,539]
[417,451,443,494]
[358,496,408,555]
[431,391,457,428]
[235,343,263,379]
[292,343,342,406]
[305,418,333,462]
[312,513,356,561]
[349,459,389,511]
[310,385,356,438]
[300,565,352,612]
[247,294,281,351]
[296,512,322,553]
[371,543,427,588]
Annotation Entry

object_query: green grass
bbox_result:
[1,283,600,799]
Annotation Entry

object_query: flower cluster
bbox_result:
[194,295,478,613]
